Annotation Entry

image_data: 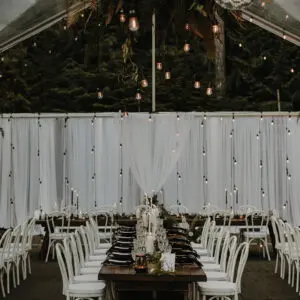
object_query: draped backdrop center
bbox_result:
[0,113,298,228]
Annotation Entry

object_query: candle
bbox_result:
[76,193,79,209]
[236,189,239,204]
[225,189,228,207]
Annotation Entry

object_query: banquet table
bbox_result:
[98,264,206,300]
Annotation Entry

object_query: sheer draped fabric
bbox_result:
[0,113,299,227]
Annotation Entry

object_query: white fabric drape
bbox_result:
[2,113,300,227]
[123,113,191,197]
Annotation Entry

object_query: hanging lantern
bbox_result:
[97,90,103,99]
[215,0,253,10]
[185,23,190,31]
[120,9,126,23]
[165,71,171,80]
[156,62,163,70]
[128,10,139,32]
[141,79,148,88]
[206,87,213,96]
[136,90,142,100]
[212,24,219,34]
[194,80,201,89]
[183,42,191,53]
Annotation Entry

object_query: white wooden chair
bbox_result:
[56,243,105,300]
[191,217,211,250]
[45,212,71,262]
[197,242,249,300]
[204,235,238,281]
[168,204,188,215]
[243,210,270,260]
[0,229,12,297]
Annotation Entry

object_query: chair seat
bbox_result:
[202,263,221,271]
[205,271,228,281]
[96,243,111,249]
[85,260,103,268]
[200,256,216,263]
[68,282,105,296]
[93,249,107,255]
[50,233,69,239]
[191,242,204,249]
[89,255,106,261]
[80,267,100,274]
[198,281,237,295]
[196,249,208,256]
[74,274,104,283]
[243,231,267,239]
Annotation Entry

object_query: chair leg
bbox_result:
[6,264,10,294]
[0,271,5,298]
[264,239,271,261]
[45,240,54,263]
[27,254,32,275]
[292,264,295,288]
[16,261,20,285]
[12,264,16,288]
[275,253,279,274]
[296,267,300,293]
[288,261,292,285]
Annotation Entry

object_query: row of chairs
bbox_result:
[0,218,35,297]
[45,211,114,262]
[191,220,250,300]
[55,220,112,300]
[271,216,300,294]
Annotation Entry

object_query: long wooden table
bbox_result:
[98,264,206,300]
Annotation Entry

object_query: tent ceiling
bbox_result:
[0,0,90,53]
[0,0,300,52]
[241,0,300,46]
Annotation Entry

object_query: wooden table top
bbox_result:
[98,264,207,282]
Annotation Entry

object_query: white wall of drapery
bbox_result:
[0,112,299,228]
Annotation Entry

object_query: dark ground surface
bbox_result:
[3,247,298,300]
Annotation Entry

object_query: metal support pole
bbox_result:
[152,11,156,112]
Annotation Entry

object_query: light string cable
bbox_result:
[92,113,97,209]
[119,114,124,214]
[63,114,69,207]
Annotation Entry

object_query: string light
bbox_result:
[238,43,243,48]
[156,62,163,70]
[194,80,201,89]
[120,9,126,23]
[185,23,190,31]
[286,157,289,163]
[97,90,103,99]
[203,149,206,156]
[290,68,295,73]
[212,24,219,34]
[141,79,148,88]
[206,87,213,96]
[128,10,139,32]
[271,119,274,126]
[201,121,204,128]
[283,34,287,40]
[165,71,171,80]
[183,42,191,53]
[135,90,142,100]
[148,114,152,122]
[287,129,291,135]
[177,114,180,121]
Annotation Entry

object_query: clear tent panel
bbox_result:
[0,0,89,52]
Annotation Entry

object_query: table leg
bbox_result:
[152,290,157,300]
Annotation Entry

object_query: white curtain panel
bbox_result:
[2,113,300,227]
[0,118,12,228]
[123,113,192,197]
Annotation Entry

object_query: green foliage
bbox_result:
[0,3,300,112]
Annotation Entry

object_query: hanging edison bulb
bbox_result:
[185,23,190,31]
[141,79,148,88]
[156,62,163,70]
[165,71,171,80]
[183,41,191,53]
[128,10,139,32]
[206,87,213,96]
[97,90,103,99]
[136,89,142,100]
[194,80,201,89]
[212,24,219,34]
[120,9,126,23]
